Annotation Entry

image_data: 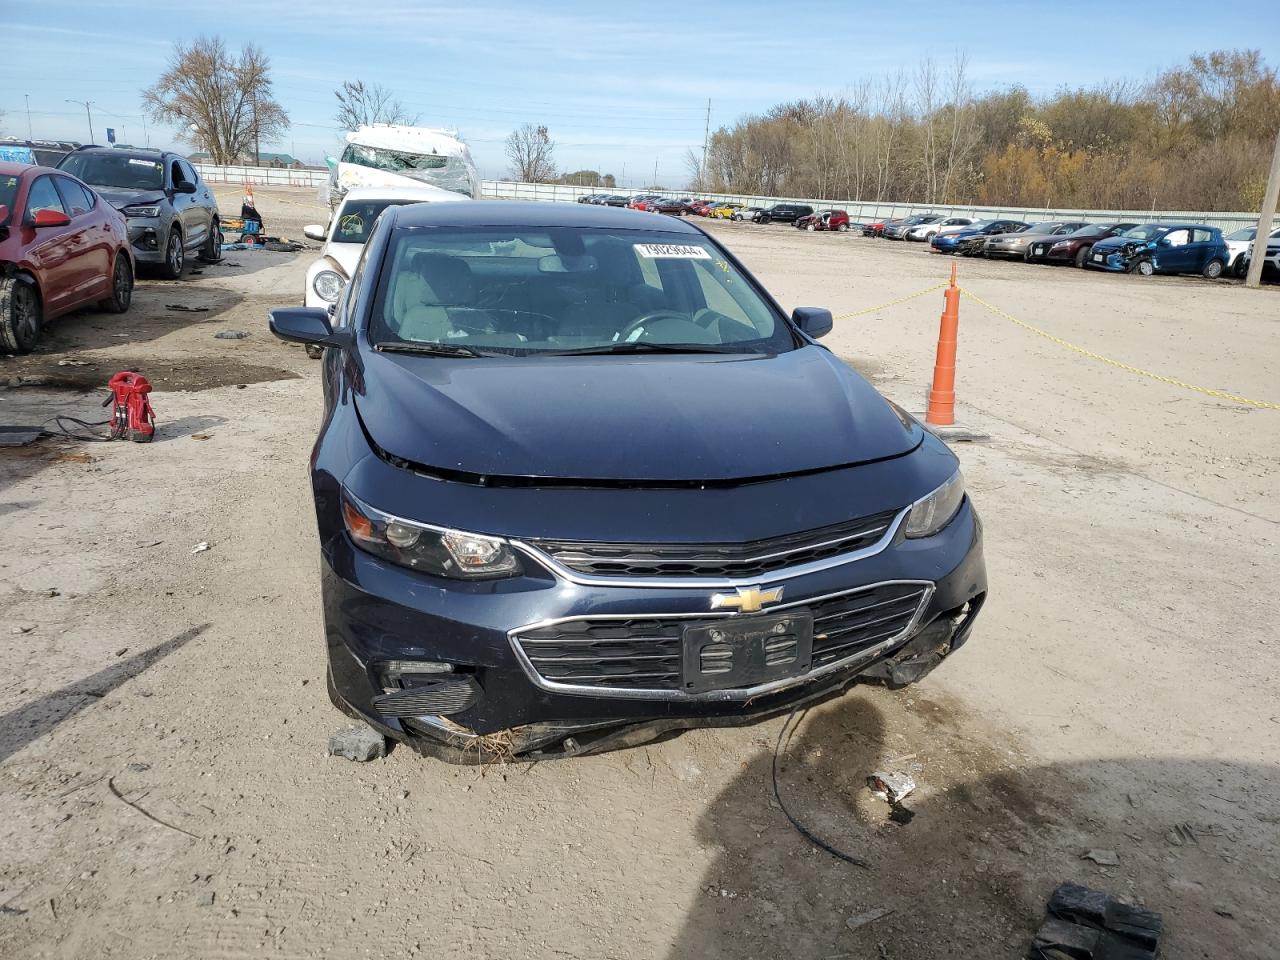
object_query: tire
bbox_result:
[1232,255,1247,278]
[1135,259,1155,276]
[304,343,324,359]
[1074,246,1091,268]
[0,277,43,354]
[198,221,223,263]
[836,223,848,232]
[97,253,134,314]
[1202,259,1224,280]
[160,226,185,279]
[758,216,771,224]
[806,223,816,232]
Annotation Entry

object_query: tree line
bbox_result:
[699,50,1280,212]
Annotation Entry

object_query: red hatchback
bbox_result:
[0,162,134,353]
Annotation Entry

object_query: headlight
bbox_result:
[341,492,522,579]
[122,204,160,218]
[313,269,345,303]
[1050,241,1067,250]
[904,470,965,539]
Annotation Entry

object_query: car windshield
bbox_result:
[371,227,795,357]
[1122,225,1163,240]
[1069,225,1108,238]
[1225,227,1255,241]
[0,174,17,224]
[965,221,994,230]
[332,199,421,243]
[59,152,163,190]
[1025,222,1061,233]
[340,143,474,196]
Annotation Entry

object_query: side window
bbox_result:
[1164,229,1189,247]
[24,176,67,219]
[1192,229,1214,244]
[54,177,94,217]
[178,160,198,186]
[169,159,185,187]
[339,243,372,328]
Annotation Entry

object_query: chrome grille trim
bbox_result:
[513,508,909,589]
[508,579,934,701]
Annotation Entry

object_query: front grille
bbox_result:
[512,582,929,694]
[528,508,900,580]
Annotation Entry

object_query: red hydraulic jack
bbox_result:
[104,371,156,442]
[924,264,986,441]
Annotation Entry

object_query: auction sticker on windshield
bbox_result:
[634,243,711,259]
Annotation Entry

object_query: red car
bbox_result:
[0,162,133,352]
[795,210,850,232]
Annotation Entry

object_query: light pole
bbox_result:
[65,99,95,144]
[24,94,33,140]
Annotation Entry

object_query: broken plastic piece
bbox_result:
[1026,882,1162,959]
[1081,849,1120,866]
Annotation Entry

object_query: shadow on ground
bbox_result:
[665,693,1276,960]
[0,624,209,765]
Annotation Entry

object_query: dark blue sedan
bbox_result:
[930,219,1028,255]
[1084,223,1231,278]
[269,202,987,761]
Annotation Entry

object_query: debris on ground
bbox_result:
[57,359,91,367]
[166,304,210,313]
[846,906,894,932]
[1081,849,1120,866]
[867,772,916,804]
[1026,883,1162,959]
[327,725,387,762]
[190,541,211,555]
[214,331,249,340]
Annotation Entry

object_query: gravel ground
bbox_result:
[0,187,1276,959]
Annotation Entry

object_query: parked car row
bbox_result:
[0,146,222,352]
[858,211,1267,280]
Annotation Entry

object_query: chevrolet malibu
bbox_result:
[269,202,987,761]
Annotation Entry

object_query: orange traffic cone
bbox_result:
[924,264,986,441]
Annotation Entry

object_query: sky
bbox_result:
[3,1,1278,186]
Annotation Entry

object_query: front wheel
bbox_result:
[1134,259,1155,276]
[806,223,816,232]
[0,277,43,354]
[198,221,223,263]
[836,223,848,232]
[1074,246,1091,268]
[1231,255,1247,278]
[160,227,185,279]
[1202,259,1224,280]
[98,253,134,314]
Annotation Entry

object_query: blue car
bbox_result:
[1085,223,1230,278]
[930,219,1028,255]
[269,202,987,761]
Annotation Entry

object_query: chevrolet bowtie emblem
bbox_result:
[710,585,784,614]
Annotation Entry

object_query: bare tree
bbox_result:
[334,80,417,130]
[142,36,288,164]
[505,124,556,182]
[683,148,706,191]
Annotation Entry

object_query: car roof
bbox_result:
[0,161,37,177]
[390,200,703,233]
[71,146,171,159]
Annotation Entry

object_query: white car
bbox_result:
[907,217,972,241]
[303,185,467,310]
[1224,225,1280,277]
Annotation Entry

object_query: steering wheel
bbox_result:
[617,310,698,343]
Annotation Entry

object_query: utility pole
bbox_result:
[65,99,94,144]
[1245,126,1280,290]
[653,157,658,188]
[701,98,711,192]
[24,94,32,140]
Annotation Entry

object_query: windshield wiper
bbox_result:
[545,342,739,357]
[373,341,504,358]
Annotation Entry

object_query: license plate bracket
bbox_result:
[682,612,814,694]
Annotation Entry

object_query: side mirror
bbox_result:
[303,224,327,242]
[269,307,350,347]
[792,307,833,340]
[32,208,72,228]
[175,181,198,195]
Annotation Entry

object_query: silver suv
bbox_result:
[57,147,221,278]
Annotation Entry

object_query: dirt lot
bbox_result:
[1,187,1276,959]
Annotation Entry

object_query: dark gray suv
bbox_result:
[753,203,814,224]
[57,147,221,278]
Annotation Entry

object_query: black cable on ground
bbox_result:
[41,416,115,442]
[772,705,871,869]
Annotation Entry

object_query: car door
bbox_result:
[1157,228,1193,272]
[179,159,211,250]
[22,175,79,315]
[1190,228,1218,271]
[170,158,206,251]
[54,176,112,303]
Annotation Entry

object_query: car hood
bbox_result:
[320,242,362,276]
[92,187,167,211]
[1092,236,1148,253]
[354,346,921,482]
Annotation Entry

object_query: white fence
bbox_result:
[193,163,330,188]
[480,180,1259,232]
